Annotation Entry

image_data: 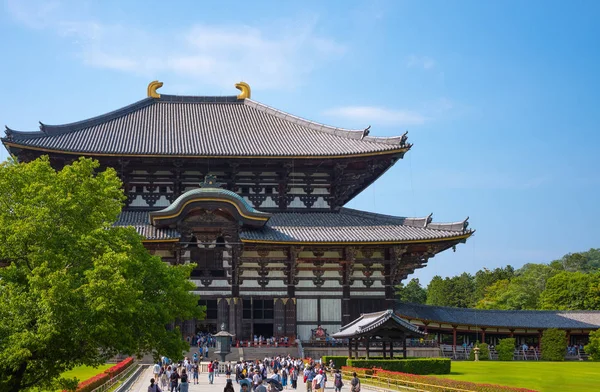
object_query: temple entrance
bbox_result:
[253,323,274,338]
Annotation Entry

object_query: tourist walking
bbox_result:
[224,379,235,392]
[192,362,199,384]
[239,373,252,392]
[304,367,315,392]
[179,370,189,392]
[169,368,180,392]
[334,369,343,392]
[208,360,215,384]
[148,378,162,392]
[290,366,298,389]
[350,372,361,392]
[153,362,161,381]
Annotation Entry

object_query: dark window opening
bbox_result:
[216,237,226,248]
[160,185,167,193]
[134,185,143,193]
[198,299,218,319]
[243,299,252,319]
[190,248,224,278]
[265,187,273,194]
[241,186,249,193]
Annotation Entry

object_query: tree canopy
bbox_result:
[396,278,427,304]
[0,157,202,392]
[395,249,600,311]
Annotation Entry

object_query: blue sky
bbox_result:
[1,0,599,284]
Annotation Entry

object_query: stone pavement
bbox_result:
[131,366,380,392]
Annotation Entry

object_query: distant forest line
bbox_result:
[395,248,600,310]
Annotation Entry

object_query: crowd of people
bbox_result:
[147,354,361,392]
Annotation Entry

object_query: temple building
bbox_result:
[2,81,473,341]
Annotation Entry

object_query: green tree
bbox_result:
[473,266,514,303]
[541,329,567,361]
[477,263,561,310]
[0,157,202,392]
[540,271,592,310]
[426,273,474,308]
[396,278,427,304]
[584,329,600,361]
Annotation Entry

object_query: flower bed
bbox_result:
[64,357,134,392]
[341,366,539,392]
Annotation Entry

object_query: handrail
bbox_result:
[340,369,476,392]
[113,364,147,392]
[89,363,141,392]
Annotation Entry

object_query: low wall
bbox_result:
[304,347,441,359]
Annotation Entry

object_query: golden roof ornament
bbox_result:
[235,81,251,100]
[147,80,163,98]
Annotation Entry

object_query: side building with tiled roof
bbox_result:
[2,81,473,341]
[395,302,600,350]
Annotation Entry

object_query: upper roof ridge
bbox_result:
[23,98,156,138]
[243,98,410,147]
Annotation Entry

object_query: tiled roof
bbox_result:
[333,309,425,338]
[115,208,471,244]
[3,95,410,158]
[115,210,179,240]
[395,302,600,330]
[241,208,470,243]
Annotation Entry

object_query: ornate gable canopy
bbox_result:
[333,309,425,339]
[149,175,271,229]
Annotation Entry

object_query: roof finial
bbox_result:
[200,174,222,188]
[400,131,409,147]
[361,125,371,140]
[147,80,163,98]
[235,82,251,100]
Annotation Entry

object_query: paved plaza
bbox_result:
[130,364,378,392]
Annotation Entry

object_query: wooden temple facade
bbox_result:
[2,81,473,341]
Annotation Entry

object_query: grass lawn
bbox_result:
[59,364,112,382]
[433,361,600,392]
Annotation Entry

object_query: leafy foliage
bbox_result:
[540,329,566,361]
[584,329,600,361]
[0,157,203,392]
[496,338,516,361]
[395,278,427,304]
[540,272,600,310]
[346,358,451,375]
[476,263,562,310]
[426,273,475,308]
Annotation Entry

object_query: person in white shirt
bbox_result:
[153,362,161,382]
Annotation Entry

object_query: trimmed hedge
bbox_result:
[497,338,515,361]
[346,358,451,375]
[342,366,538,392]
[322,356,348,369]
[541,328,567,361]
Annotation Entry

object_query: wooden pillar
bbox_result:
[566,330,571,346]
[481,328,486,344]
[538,329,543,349]
[402,335,407,359]
[365,337,370,359]
[348,338,353,359]
[382,341,387,359]
[423,322,429,335]
[342,248,356,326]
[355,339,359,358]
[452,326,457,348]
[509,329,514,338]
[390,339,394,359]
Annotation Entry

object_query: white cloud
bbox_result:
[323,106,427,126]
[5,0,346,90]
[406,54,435,70]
